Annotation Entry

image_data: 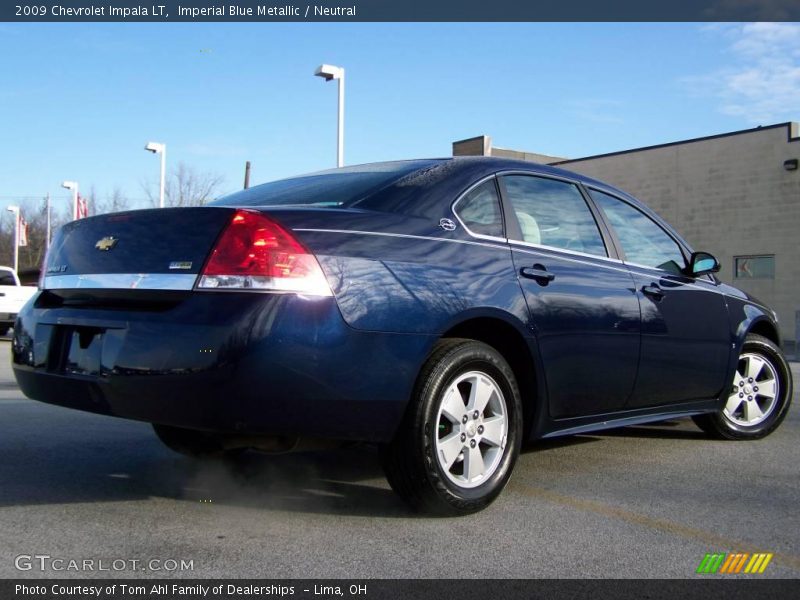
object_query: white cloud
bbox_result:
[687,23,800,124]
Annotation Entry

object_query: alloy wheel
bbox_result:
[434,371,508,489]
[724,352,779,427]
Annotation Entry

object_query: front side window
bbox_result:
[454,179,504,238]
[590,189,686,275]
[501,175,607,257]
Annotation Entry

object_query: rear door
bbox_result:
[498,174,641,418]
[587,188,731,408]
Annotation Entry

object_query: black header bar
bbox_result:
[4,579,800,600]
[3,0,800,22]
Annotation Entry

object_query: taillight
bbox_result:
[197,210,332,296]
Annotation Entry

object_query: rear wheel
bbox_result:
[381,339,523,515]
[153,424,245,459]
[693,334,792,440]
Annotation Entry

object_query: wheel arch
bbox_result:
[440,314,544,440]
[747,318,780,346]
[720,309,783,409]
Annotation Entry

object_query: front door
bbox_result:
[588,188,731,407]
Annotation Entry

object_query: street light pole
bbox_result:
[159,145,166,208]
[6,206,19,274]
[145,142,167,208]
[314,64,345,168]
[337,70,345,168]
[61,180,78,221]
[45,193,51,250]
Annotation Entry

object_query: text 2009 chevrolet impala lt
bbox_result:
[12,158,792,514]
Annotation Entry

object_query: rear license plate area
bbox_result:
[49,326,106,377]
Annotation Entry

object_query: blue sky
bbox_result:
[1,22,798,213]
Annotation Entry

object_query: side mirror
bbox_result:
[689,251,720,276]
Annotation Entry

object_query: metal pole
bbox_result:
[159,146,166,208]
[337,69,345,168]
[244,161,251,189]
[46,193,51,250]
[11,209,19,275]
[72,186,79,221]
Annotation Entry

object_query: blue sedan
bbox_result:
[12,158,793,514]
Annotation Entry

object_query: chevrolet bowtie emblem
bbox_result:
[95,236,118,251]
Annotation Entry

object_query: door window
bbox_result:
[501,176,607,257]
[590,189,686,275]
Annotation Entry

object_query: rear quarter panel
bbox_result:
[275,209,530,336]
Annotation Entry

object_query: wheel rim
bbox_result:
[723,352,780,427]
[434,371,508,489]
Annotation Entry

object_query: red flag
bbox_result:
[77,194,89,219]
[18,215,28,247]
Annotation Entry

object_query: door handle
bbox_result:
[641,284,664,300]
[520,264,555,286]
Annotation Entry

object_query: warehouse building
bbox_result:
[453,122,800,346]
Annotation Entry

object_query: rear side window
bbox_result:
[501,175,607,257]
[454,179,504,238]
[590,189,686,274]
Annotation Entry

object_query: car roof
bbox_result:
[349,156,649,219]
[216,156,655,228]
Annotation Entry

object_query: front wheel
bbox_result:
[693,333,792,440]
[381,339,523,515]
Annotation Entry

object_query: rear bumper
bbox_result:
[12,291,433,442]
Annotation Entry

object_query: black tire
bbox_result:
[692,333,792,440]
[153,424,246,459]
[380,338,523,515]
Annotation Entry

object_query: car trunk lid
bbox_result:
[43,207,235,290]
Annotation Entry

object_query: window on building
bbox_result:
[590,189,686,275]
[734,255,775,279]
[454,179,504,238]
[501,176,607,257]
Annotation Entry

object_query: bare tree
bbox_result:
[0,198,69,271]
[143,162,225,208]
[93,187,131,215]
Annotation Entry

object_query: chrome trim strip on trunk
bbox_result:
[43,274,198,291]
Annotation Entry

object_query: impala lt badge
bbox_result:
[169,261,193,270]
[95,236,118,251]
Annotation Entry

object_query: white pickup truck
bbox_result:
[0,266,37,336]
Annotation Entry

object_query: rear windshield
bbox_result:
[210,160,441,208]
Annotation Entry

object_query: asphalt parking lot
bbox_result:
[0,339,797,579]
